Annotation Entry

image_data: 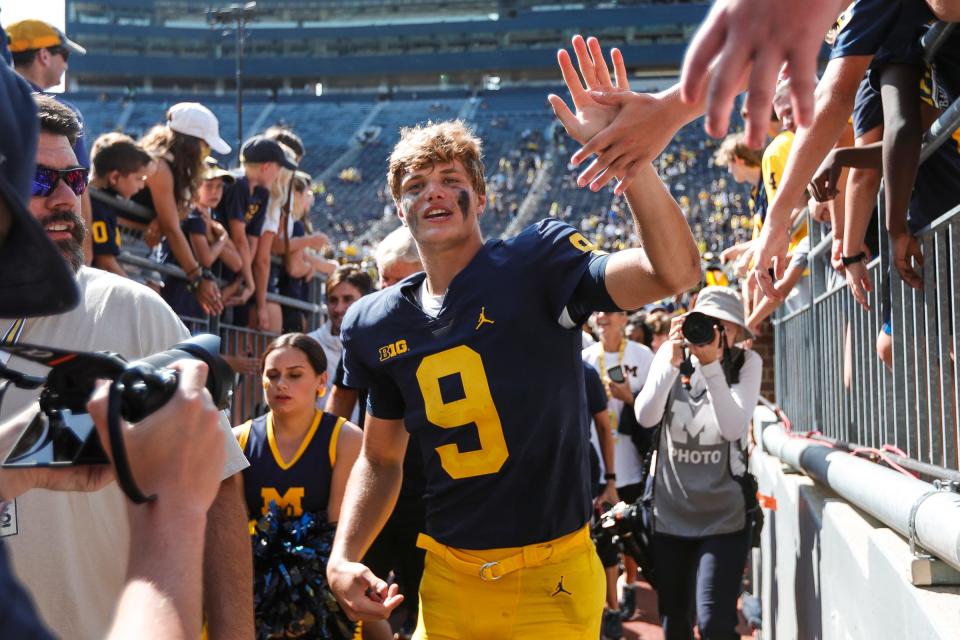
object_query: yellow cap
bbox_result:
[6,20,86,55]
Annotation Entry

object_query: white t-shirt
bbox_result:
[418,279,445,318]
[582,339,655,487]
[307,321,359,423]
[0,267,248,640]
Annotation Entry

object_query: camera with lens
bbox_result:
[681,311,720,345]
[0,334,234,502]
[591,500,657,587]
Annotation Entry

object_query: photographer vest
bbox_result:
[652,370,748,538]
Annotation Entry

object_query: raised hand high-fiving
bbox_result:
[549,36,629,180]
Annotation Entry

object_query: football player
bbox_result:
[326,36,701,639]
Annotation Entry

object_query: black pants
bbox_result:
[650,529,749,640]
[363,509,426,630]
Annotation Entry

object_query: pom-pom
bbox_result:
[251,503,355,639]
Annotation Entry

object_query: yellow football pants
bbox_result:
[412,525,605,639]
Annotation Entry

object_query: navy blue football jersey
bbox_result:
[237,410,347,518]
[214,175,271,237]
[341,219,620,549]
[830,0,932,65]
[90,188,123,257]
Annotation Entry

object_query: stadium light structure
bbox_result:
[206,1,257,157]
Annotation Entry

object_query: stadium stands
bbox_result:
[68,87,753,257]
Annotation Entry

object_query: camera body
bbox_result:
[1,334,233,469]
[590,499,656,585]
[682,311,720,345]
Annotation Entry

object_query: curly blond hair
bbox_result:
[387,120,485,201]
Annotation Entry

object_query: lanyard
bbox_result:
[597,337,626,390]
[597,338,626,436]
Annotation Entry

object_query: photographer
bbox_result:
[0,53,235,639]
[1,93,252,640]
[634,286,762,640]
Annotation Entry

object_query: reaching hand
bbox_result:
[606,379,635,405]
[594,483,620,512]
[891,232,924,289]
[327,560,404,621]
[679,0,840,146]
[844,259,873,311]
[809,150,844,202]
[666,317,685,369]
[549,35,632,191]
[751,223,790,299]
[194,278,224,316]
[86,360,225,514]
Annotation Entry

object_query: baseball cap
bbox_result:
[0,62,79,317]
[6,20,86,56]
[167,103,231,154]
[241,136,298,170]
[202,156,235,183]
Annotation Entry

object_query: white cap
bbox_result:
[166,103,231,154]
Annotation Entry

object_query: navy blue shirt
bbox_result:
[90,187,124,256]
[830,0,933,68]
[237,411,347,519]
[159,209,207,319]
[584,361,607,417]
[341,219,619,549]
[214,174,271,237]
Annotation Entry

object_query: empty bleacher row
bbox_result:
[66,88,751,254]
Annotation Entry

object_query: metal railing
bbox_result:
[772,28,960,473]
[115,232,328,425]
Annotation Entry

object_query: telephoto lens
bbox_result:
[681,312,718,345]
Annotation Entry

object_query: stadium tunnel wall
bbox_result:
[750,404,960,639]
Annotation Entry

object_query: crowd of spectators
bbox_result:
[3,1,960,640]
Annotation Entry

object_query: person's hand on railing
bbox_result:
[844,259,873,311]
[891,231,924,289]
[809,150,844,203]
[144,219,163,247]
[193,277,223,316]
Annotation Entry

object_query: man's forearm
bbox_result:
[330,454,402,564]
[610,163,700,307]
[203,474,253,640]
[252,232,274,309]
[110,507,207,640]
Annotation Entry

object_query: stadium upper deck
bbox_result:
[65,0,708,90]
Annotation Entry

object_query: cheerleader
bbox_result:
[235,333,362,639]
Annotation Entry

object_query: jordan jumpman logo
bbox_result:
[475,306,495,330]
[552,576,573,597]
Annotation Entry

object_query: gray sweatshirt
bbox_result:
[634,344,763,538]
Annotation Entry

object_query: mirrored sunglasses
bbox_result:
[32,166,89,198]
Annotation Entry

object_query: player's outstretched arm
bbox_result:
[327,415,407,621]
[603,163,702,310]
[681,0,846,145]
[553,34,734,195]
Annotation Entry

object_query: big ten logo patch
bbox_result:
[1,500,18,537]
[379,339,408,362]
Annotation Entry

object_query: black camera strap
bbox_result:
[107,381,156,504]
